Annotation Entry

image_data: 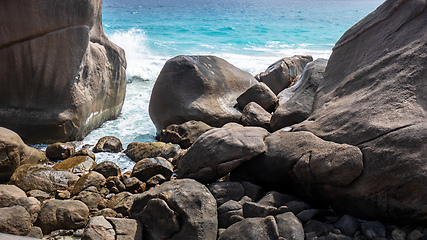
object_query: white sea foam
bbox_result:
[109,29,168,81]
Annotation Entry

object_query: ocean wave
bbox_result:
[109,29,168,81]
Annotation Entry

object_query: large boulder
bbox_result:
[255,55,313,95]
[149,55,258,132]
[0,127,46,182]
[288,0,427,222]
[176,126,268,183]
[0,0,126,143]
[130,179,218,240]
[10,164,79,193]
[270,59,327,131]
[232,130,363,194]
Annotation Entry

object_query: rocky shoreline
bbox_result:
[0,130,427,240]
[2,0,427,239]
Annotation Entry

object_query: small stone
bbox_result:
[146,174,167,189]
[304,220,331,237]
[0,205,32,236]
[0,184,27,208]
[27,189,52,201]
[296,208,320,223]
[93,208,118,218]
[125,142,181,162]
[391,228,406,240]
[93,136,123,153]
[72,171,106,195]
[56,189,71,199]
[93,161,121,178]
[326,232,353,240]
[334,214,360,237]
[407,229,424,240]
[72,148,96,160]
[243,201,278,218]
[53,156,97,174]
[286,200,310,215]
[275,212,304,240]
[82,216,115,240]
[208,181,245,206]
[131,157,173,182]
[26,226,43,239]
[361,221,386,239]
[46,142,75,160]
[241,181,265,202]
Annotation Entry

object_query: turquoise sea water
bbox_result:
[77,0,384,171]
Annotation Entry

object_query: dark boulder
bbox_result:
[125,142,180,162]
[0,0,126,143]
[149,55,257,132]
[176,126,268,183]
[92,161,121,178]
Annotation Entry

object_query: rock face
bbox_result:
[255,55,313,95]
[149,55,258,132]
[0,127,46,183]
[0,0,126,143]
[270,59,327,131]
[130,179,218,240]
[176,126,268,183]
[287,0,427,222]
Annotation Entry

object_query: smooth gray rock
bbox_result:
[237,82,278,112]
[177,126,268,183]
[149,55,257,132]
